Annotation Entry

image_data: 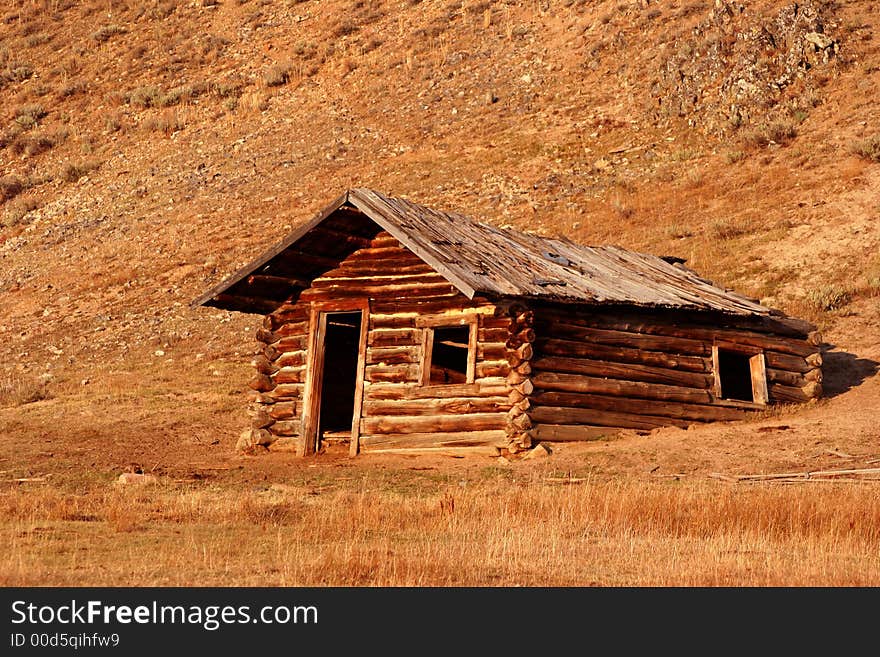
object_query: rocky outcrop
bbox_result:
[651,1,842,136]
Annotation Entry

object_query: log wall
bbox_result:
[238,229,513,454]
[527,304,823,443]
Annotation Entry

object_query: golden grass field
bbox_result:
[3,464,880,586]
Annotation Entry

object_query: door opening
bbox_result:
[317,311,362,446]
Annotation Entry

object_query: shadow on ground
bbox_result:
[821,346,879,398]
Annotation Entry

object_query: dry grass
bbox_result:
[851,134,880,163]
[2,476,878,586]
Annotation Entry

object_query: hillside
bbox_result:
[0,0,878,479]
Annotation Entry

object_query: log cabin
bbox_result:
[192,188,822,457]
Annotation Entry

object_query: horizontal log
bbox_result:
[766,368,807,387]
[550,321,710,356]
[255,328,278,344]
[530,406,691,430]
[369,314,417,329]
[507,370,528,385]
[365,364,420,383]
[250,392,277,404]
[368,328,421,347]
[477,342,508,360]
[370,297,489,316]
[252,355,279,375]
[359,429,507,449]
[267,383,303,400]
[512,413,533,431]
[276,350,307,368]
[275,335,308,353]
[366,345,420,365]
[248,373,274,392]
[475,362,510,378]
[312,272,446,287]
[251,409,274,429]
[332,260,431,276]
[531,391,751,422]
[769,381,822,403]
[269,401,298,420]
[344,245,413,260]
[362,446,502,457]
[361,412,508,435]
[537,338,710,372]
[274,320,310,338]
[363,396,510,416]
[764,351,811,373]
[267,304,310,329]
[532,355,713,389]
[273,366,306,384]
[538,310,819,357]
[366,379,509,400]
[478,328,509,342]
[262,345,280,361]
[532,371,712,403]
[270,420,301,437]
[529,424,621,442]
[480,316,512,329]
[300,282,457,301]
[515,379,535,395]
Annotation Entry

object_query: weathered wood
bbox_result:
[312,272,446,287]
[363,396,509,416]
[275,335,308,353]
[769,381,822,403]
[515,379,535,395]
[268,383,303,400]
[529,424,621,442]
[366,346,420,365]
[532,371,712,404]
[362,446,501,457]
[271,420,301,437]
[248,373,275,392]
[750,352,770,405]
[368,328,421,347]
[767,368,820,386]
[273,366,306,384]
[301,281,457,300]
[369,314,416,329]
[349,305,369,456]
[548,321,711,356]
[366,380,509,400]
[361,412,507,435]
[365,364,420,383]
[764,351,807,373]
[512,413,533,431]
[269,401,298,420]
[531,355,713,389]
[530,405,691,430]
[275,350,307,368]
[530,391,751,422]
[475,362,509,378]
[478,328,509,342]
[273,320,310,338]
[255,328,279,344]
[359,430,507,448]
[370,296,490,316]
[537,338,710,372]
[478,342,508,360]
[251,409,274,429]
[540,309,819,357]
[252,354,279,375]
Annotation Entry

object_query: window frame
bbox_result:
[711,341,769,406]
[416,315,478,387]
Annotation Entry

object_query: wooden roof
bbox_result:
[193,188,774,318]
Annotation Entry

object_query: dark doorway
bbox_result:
[717,349,754,402]
[318,311,362,442]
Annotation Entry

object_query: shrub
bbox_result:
[806,285,851,312]
[127,86,162,108]
[0,374,48,406]
[91,24,126,42]
[742,120,798,148]
[264,62,294,87]
[0,174,26,202]
[14,103,46,129]
[708,218,750,240]
[851,135,880,163]
[60,159,100,183]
